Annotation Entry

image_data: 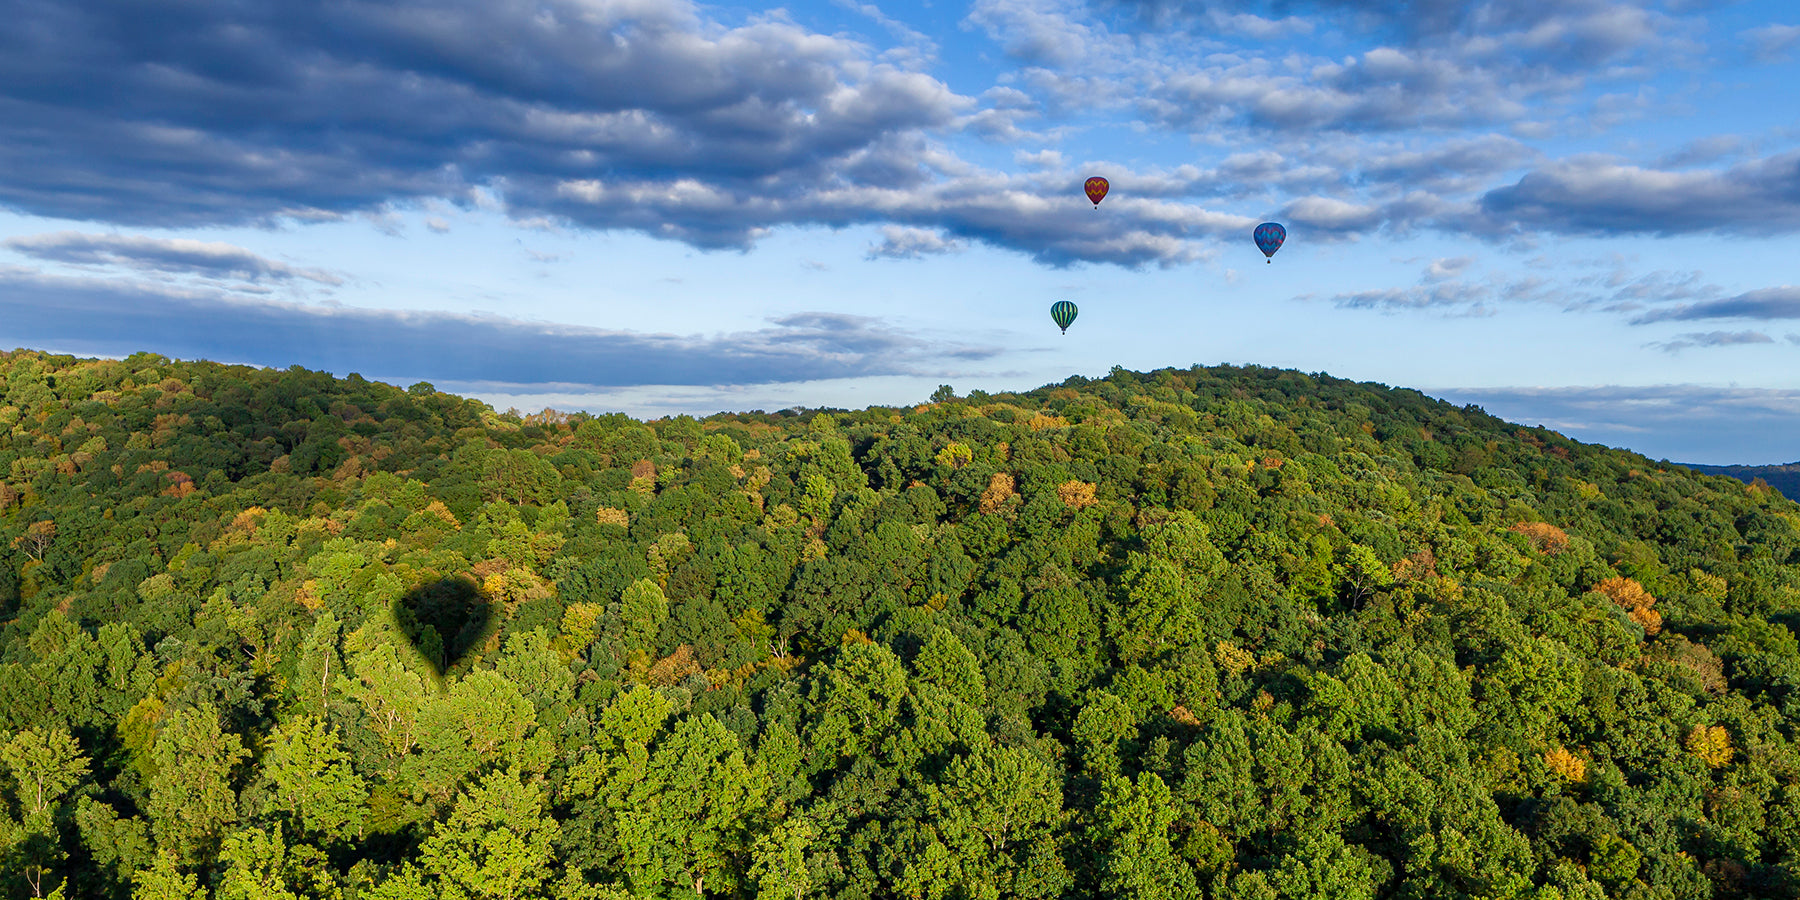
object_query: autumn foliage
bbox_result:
[1057,479,1098,509]
[11,519,56,561]
[1544,745,1588,783]
[646,644,704,687]
[1391,548,1439,583]
[1594,576,1662,636]
[161,471,197,498]
[979,472,1017,514]
[1509,521,1570,554]
[1686,724,1735,768]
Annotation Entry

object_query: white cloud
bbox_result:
[1745,23,1800,62]
[866,226,968,259]
[1424,256,1475,281]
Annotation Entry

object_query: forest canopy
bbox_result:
[3,347,1800,899]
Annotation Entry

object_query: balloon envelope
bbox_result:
[1084,177,1109,208]
[1050,301,1079,334]
[1254,222,1286,261]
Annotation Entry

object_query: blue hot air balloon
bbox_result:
[1050,301,1078,334]
[1253,222,1286,263]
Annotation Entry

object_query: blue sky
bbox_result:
[2,0,1799,463]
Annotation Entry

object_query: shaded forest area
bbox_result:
[5,347,1800,899]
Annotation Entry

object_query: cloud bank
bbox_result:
[1631,286,1800,323]
[4,232,342,285]
[0,0,1782,264]
[0,268,997,387]
[0,0,1275,267]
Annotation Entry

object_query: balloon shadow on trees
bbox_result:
[393,576,495,677]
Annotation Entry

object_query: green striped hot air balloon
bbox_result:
[1050,301,1078,335]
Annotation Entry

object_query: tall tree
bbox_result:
[415,769,562,900]
[614,715,765,898]
[146,702,248,865]
[1090,772,1199,899]
[259,715,369,842]
[216,824,338,900]
[899,743,1070,899]
[5,727,89,832]
[292,612,343,720]
[340,639,432,761]
[750,815,816,900]
[130,852,205,900]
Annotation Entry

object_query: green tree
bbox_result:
[804,642,910,767]
[615,715,765,898]
[1333,544,1393,607]
[1091,772,1198,899]
[619,578,670,655]
[75,797,154,887]
[1,726,89,894]
[216,824,338,900]
[293,612,343,719]
[415,769,561,900]
[1180,710,1260,838]
[1587,833,1641,891]
[20,612,104,731]
[403,669,549,807]
[95,621,155,720]
[5,727,89,831]
[1110,512,1228,661]
[131,852,205,900]
[1267,832,1378,900]
[260,715,369,841]
[340,638,432,760]
[1072,690,1135,779]
[476,447,563,506]
[495,630,576,723]
[899,743,1070,899]
[146,702,248,865]
[750,815,816,900]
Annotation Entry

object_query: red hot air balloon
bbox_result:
[1084,176,1109,209]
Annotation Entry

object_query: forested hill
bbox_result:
[6,348,1800,900]
[1683,462,1800,504]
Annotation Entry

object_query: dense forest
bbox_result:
[4,348,1800,899]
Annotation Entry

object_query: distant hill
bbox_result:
[7,348,1800,897]
[1682,461,1800,501]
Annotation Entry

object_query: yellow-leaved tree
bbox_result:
[1686,724,1734,768]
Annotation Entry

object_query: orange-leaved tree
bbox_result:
[1594,576,1661,636]
[1509,521,1570,555]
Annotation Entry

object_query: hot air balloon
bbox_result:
[1253,222,1286,263]
[1051,301,1078,334]
[1084,177,1109,209]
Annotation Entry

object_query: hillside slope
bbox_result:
[4,348,1800,899]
